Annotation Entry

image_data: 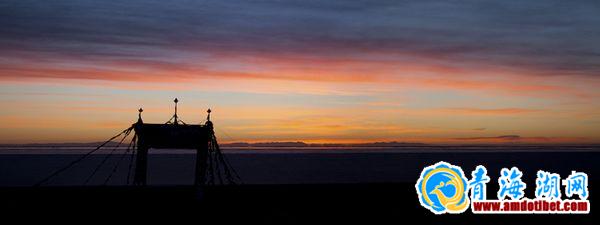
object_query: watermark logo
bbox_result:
[415,161,470,214]
[416,162,590,214]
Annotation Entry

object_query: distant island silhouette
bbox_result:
[0,141,426,148]
[222,141,427,147]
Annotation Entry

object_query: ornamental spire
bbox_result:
[173,98,179,125]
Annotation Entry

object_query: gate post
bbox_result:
[133,109,147,186]
[194,145,209,186]
[134,145,148,186]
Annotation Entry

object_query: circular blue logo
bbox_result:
[416,161,470,214]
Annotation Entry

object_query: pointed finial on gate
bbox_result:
[138,108,144,123]
[173,98,179,125]
[174,98,179,113]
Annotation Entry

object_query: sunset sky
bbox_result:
[1,1,599,144]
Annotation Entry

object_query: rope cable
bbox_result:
[207,148,215,185]
[213,141,224,185]
[103,134,136,185]
[84,128,132,185]
[212,134,241,184]
[33,126,134,187]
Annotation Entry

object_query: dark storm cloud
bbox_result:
[1,0,600,76]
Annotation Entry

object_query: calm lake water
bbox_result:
[1,146,598,187]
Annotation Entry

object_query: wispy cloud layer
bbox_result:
[0,1,599,143]
[2,0,600,78]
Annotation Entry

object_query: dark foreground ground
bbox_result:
[1,149,598,224]
[0,183,595,224]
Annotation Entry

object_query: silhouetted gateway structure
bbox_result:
[35,99,240,187]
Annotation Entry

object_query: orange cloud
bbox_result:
[1,50,597,100]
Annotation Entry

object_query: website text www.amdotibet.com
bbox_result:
[471,199,590,214]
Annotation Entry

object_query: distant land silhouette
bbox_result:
[0,142,126,147]
[0,141,427,148]
[222,141,427,147]
[2,141,600,148]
